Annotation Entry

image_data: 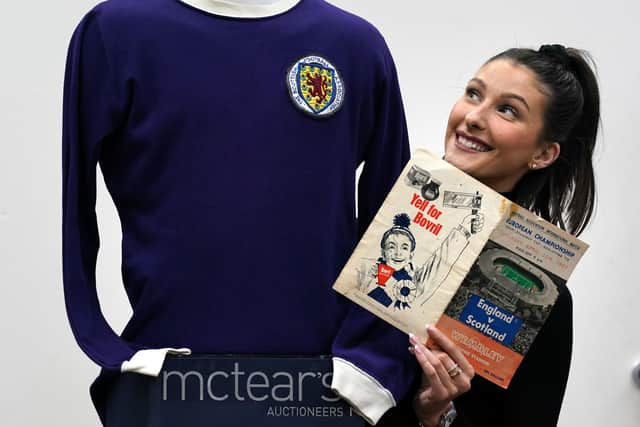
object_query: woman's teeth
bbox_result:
[457,135,491,152]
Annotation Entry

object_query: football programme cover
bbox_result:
[333,149,588,387]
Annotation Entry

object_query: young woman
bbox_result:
[409,45,600,427]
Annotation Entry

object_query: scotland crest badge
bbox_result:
[287,55,345,118]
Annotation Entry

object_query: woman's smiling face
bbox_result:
[444,59,556,192]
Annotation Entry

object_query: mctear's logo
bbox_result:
[287,55,344,118]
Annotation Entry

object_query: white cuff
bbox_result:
[331,357,396,425]
[120,348,192,377]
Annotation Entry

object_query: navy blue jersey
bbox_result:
[62,0,415,423]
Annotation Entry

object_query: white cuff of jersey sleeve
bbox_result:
[331,357,396,425]
[120,348,192,377]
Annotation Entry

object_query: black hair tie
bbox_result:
[539,44,572,69]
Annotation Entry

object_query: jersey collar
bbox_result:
[177,0,302,18]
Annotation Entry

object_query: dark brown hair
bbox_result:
[489,46,600,236]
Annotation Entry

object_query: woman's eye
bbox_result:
[465,88,481,101]
[498,104,518,118]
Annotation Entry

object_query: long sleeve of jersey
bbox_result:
[62,10,138,371]
[331,49,416,425]
[63,8,190,376]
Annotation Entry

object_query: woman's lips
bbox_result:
[455,132,492,153]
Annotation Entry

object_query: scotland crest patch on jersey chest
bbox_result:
[287,55,345,118]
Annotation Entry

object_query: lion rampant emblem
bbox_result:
[287,56,345,118]
[299,65,334,112]
[304,70,331,106]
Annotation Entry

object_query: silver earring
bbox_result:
[530,162,537,169]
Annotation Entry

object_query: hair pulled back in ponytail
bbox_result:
[488,46,600,236]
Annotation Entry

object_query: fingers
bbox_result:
[409,334,447,396]
[468,213,484,234]
[426,325,474,379]
[432,349,471,394]
[410,329,475,425]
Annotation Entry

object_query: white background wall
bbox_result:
[1,0,638,426]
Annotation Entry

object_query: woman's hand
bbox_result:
[410,326,474,427]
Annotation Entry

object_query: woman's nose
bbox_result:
[465,105,487,130]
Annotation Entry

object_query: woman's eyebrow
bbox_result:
[503,93,530,111]
[469,77,486,88]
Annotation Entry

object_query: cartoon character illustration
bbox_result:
[359,213,418,309]
[358,208,485,310]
